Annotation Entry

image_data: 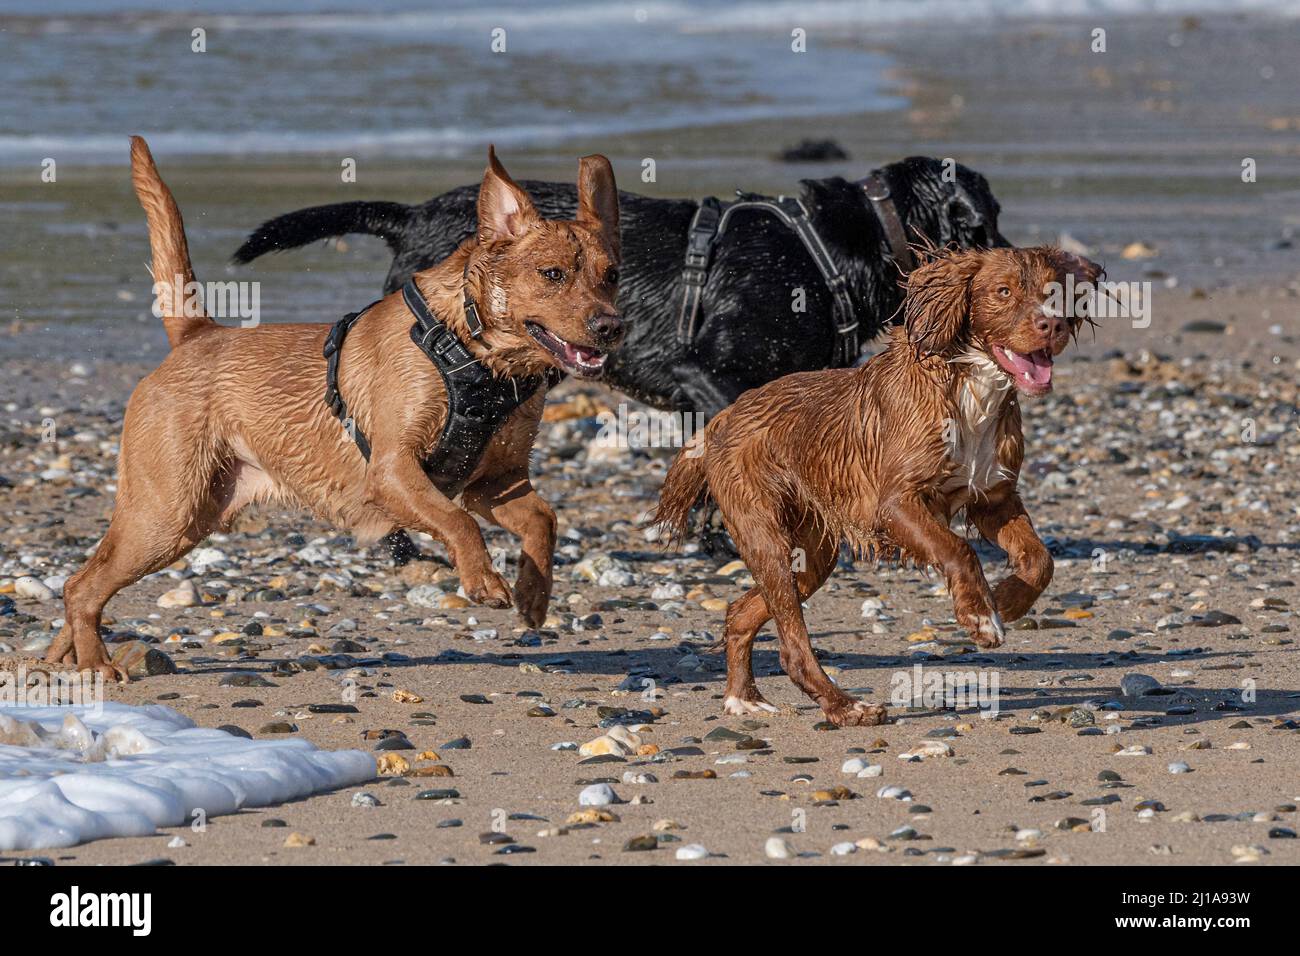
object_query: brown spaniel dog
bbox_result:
[655,246,1102,727]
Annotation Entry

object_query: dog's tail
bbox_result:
[232,200,414,264]
[129,135,213,349]
[652,445,711,545]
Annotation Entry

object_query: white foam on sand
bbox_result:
[0,702,376,851]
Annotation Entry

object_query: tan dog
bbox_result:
[48,137,621,680]
[655,246,1101,726]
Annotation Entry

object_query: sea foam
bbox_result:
[0,702,375,851]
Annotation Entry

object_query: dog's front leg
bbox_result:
[462,471,556,628]
[968,489,1053,622]
[879,492,1004,648]
[366,451,512,609]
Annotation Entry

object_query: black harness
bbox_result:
[676,170,917,367]
[323,277,559,498]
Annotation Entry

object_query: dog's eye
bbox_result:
[997,286,1012,298]
[540,267,566,282]
[604,267,619,286]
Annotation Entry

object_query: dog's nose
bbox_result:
[588,312,623,345]
[1035,312,1066,340]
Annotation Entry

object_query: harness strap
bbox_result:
[675,174,919,366]
[322,299,381,460]
[323,279,561,499]
[676,195,861,366]
[859,170,917,272]
[676,197,722,345]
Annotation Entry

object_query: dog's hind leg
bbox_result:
[720,523,838,716]
[46,484,219,682]
[724,510,885,727]
[721,591,778,715]
[46,415,226,680]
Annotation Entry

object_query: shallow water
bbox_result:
[1,3,1297,362]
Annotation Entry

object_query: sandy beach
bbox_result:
[2,7,1300,867]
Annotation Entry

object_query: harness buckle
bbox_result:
[862,172,891,202]
[684,230,713,266]
[463,299,484,339]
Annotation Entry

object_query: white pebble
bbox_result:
[579,783,617,806]
[14,576,55,602]
[764,836,795,859]
[1116,745,1151,756]
[1168,761,1191,774]
[675,843,708,861]
[830,841,857,856]
[876,785,912,801]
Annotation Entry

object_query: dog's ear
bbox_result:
[1050,249,1105,331]
[576,154,620,260]
[904,251,983,354]
[1052,249,1104,286]
[477,145,540,243]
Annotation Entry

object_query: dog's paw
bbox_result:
[723,693,778,716]
[464,568,513,610]
[71,644,130,684]
[971,612,1005,649]
[513,575,550,629]
[823,699,888,727]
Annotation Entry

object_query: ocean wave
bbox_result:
[8,0,1298,36]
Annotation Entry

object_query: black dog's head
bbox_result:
[878,156,1008,253]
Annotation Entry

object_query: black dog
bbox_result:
[235,156,1008,418]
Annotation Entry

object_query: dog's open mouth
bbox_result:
[991,345,1053,395]
[525,322,608,379]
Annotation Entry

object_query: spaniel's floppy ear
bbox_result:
[904,251,984,355]
[1052,249,1104,286]
[1049,249,1105,331]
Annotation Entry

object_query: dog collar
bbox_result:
[323,278,561,498]
[858,171,917,272]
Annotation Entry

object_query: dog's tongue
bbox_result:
[565,341,605,369]
[1004,348,1053,387]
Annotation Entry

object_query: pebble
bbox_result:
[1120,673,1162,697]
[13,576,54,602]
[157,580,201,608]
[764,836,795,859]
[675,843,709,860]
[579,783,618,806]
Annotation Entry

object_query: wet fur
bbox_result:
[655,246,1103,726]
[47,137,621,681]
[234,157,1008,417]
